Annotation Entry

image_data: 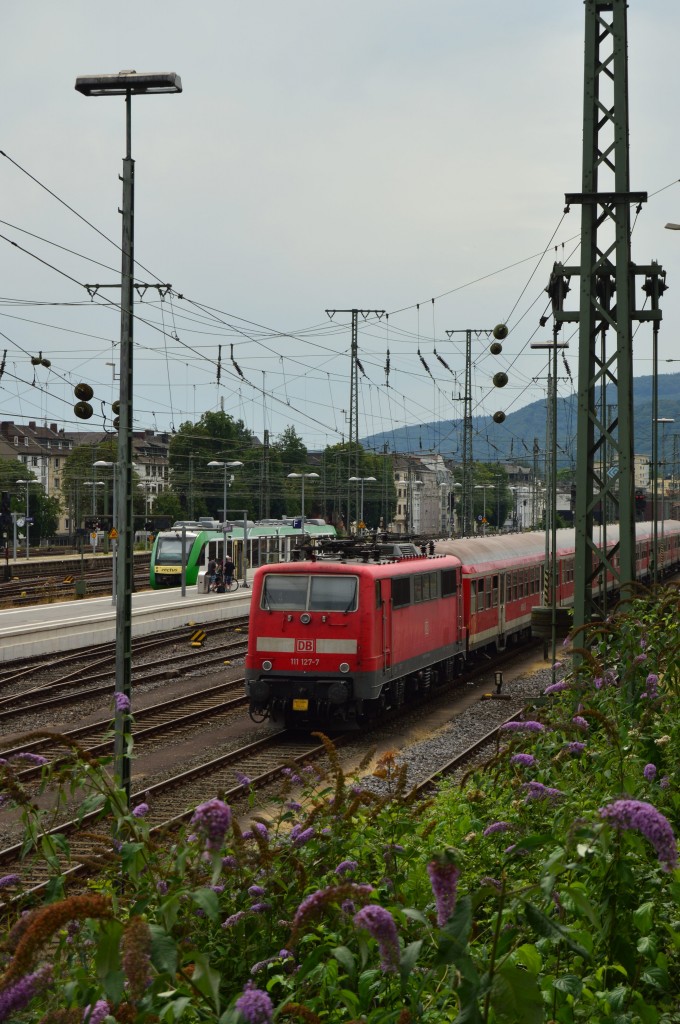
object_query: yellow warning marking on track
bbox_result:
[190,629,207,646]
[63,576,75,584]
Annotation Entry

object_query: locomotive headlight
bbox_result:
[339,662,350,674]
[262,660,273,671]
[300,613,311,624]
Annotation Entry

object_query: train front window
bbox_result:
[261,574,358,612]
[309,576,357,612]
[156,536,192,564]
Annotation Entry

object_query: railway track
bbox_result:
[0,730,345,899]
[1,676,250,772]
[0,565,151,606]
[0,616,250,695]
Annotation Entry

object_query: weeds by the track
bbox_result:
[1,587,680,1022]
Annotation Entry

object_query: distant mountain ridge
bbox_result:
[360,373,680,466]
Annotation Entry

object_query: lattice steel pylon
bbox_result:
[551,0,664,630]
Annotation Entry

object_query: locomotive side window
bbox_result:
[441,569,456,597]
[392,576,411,608]
[414,570,438,603]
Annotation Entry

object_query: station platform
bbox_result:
[0,582,252,663]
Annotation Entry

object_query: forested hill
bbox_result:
[360,373,680,465]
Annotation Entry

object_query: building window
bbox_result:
[24,437,28,446]
[13,436,18,446]
[32,456,38,467]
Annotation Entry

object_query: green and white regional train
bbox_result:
[149,519,337,588]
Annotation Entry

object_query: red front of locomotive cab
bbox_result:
[245,556,462,727]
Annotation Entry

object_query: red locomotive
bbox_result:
[244,522,680,728]
[245,551,463,727]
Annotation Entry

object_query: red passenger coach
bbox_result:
[245,554,463,727]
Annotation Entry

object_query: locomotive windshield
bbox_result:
[155,536,194,564]
[261,574,358,612]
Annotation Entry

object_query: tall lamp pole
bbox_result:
[208,459,243,572]
[15,480,40,559]
[348,476,376,532]
[75,70,182,805]
[287,472,319,540]
[531,339,569,683]
[656,417,674,581]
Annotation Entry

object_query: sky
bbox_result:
[1,0,679,458]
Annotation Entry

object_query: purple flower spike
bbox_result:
[566,741,586,755]
[644,763,657,781]
[510,753,537,767]
[483,821,511,837]
[235,980,274,1024]
[544,679,569,695]
[11,752,48,766]
[427,852,461,927]
[500,720,545,733]
[572,715,589,732]
[0,966,52,1021]
[0,874,21,890]
[114,692,131,713]
[523,781,564,801]
[191,798,232,851]
[600,799,678,872]
[132,802,149,818]
[353,904,401,973]
[335,859,359,876]
[660,776,670,790]
[83,1000,110,1024]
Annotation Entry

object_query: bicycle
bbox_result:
[224,578,239,593]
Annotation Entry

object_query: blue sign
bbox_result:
[293,518,302,529]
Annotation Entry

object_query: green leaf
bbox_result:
[553,974,583,996]
[399,940,422,982]
[150,924,178,976]
[563,884,599,927]
[191,951,222,1014]
[524,902,591,960]
[77,793,106,820]
[95,919,123,979]
[402,907,428,925]
[633,901,655,935]
[443,894,472,943]
[159,995,192,1022]
[641,966,669,991]
[637,935,657,959]
[332,945,356,980]
[510,943,541,974]
[452,978,483,1024]
[190,887,220,922]
[490,963,543,1024]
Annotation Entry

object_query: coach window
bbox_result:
[473,578,482,613]
[413,574,423,603]
[376,581,382,608]
[492,574,499,608]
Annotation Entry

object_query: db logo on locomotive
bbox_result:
[295,639,315,653]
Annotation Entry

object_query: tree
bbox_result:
[168,411,260,522]
[272,426,308,474]
[0,459,61,543]
[151,490,183,523]
[317,443,396,533]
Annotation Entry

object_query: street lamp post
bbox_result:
[348,476,376,533]
[288,472,320,541]
[531,338,569,683]
[76,69,182,806]
[474,484,488,535]
[15,480,40,559]
[655,417,675,581]
[206,460,244,581]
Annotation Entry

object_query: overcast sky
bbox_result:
[1,0,679,457]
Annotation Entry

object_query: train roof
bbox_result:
[155,522,337,541]
[254,553,460,578]
[434,521,680,574]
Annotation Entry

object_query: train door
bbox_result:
[380,578,392,675]
[498,573,507,644]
